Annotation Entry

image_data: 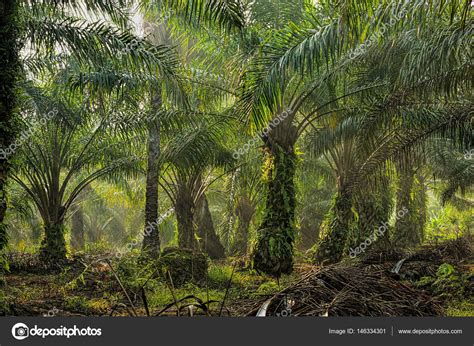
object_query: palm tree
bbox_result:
[141,92,164,258]
[195,193,225,259]
[0,0,181,252]
[159,118,231,252]
[230,161,263,256]
[12,85,140,265]
[138,0,245,257]
[237,0,472,274]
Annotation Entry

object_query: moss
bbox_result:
[146,281,225,310]
[414,275,435,288]
[255,281,279,295]
[253,145,297,277]
[0,0,23,252]
[158,247,208,287]
[39,223,67,267]
[446,300,474,317]
[64,296,111,314]
[314,189,353,264]
[64,296,89,312]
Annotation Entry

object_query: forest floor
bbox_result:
[1,239,472,317]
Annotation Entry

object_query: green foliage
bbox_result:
[0,0,24,252]
[159,247,209,286]
[115,250,156,291]
[1,1,472,317]
[446,300,474,317]
[415,263,471,301]
[425,205,473,242]
[207,264,234,287]
[64,295,112,314]
[253,146,297,276]
[151,0,244,32]
[314,190,353,264]
[255,281,279,296]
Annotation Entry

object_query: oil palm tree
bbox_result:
[159,117,232,252]
[237,0,472,274]
[0,0,181,251]
[12,83,142,265]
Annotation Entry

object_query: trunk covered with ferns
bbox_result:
[232,195,255,256]
[253,114,298,277]
[141,94,162,258]
[176,184,196,249]
[196,194,225,259]
[314,185,353,264]
[0,0,21,250]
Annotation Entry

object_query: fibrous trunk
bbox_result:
[393,169,426,248]
[141,93,162,258]
[253,111,298,277]
[314,188,353,264]
[40,222,67,266]
[232,195,255,256]
[196,194,225,259]
[349,177,393,250]
[176,185,196,250]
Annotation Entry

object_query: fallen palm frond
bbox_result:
[236,263,443,316]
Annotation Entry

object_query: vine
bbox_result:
[253,144,297,277]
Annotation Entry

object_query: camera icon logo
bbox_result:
[12,323,29,340]
[464,149,474,160]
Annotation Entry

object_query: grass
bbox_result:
[0,256,290,316]
[446,300,474,317]
[2,255,470,317]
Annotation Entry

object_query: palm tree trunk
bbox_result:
[0,0,21,250]
[253,117,298,276]
[314,187,353,264]
[393,169,426,248]
[232,195,255,256]
[40,221,67,265]
[196,194,225,259]
[349,177,393,249]
[176,184,196,249]
[141,94,162,258]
